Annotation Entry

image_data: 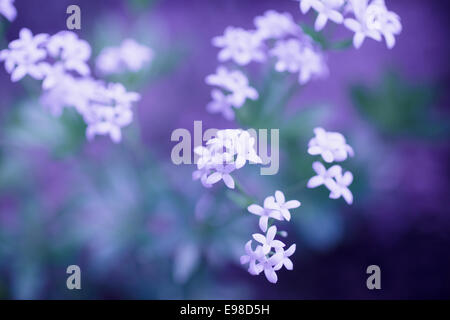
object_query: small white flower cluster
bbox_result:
[205,67,259,120]
[0,0,16,22]
[0,28,143,143]
[241,190,300,283]
[307,127,354,204]
[193,129,262,189]
[96,39,153,75]
[206,10,327,120]
[297,0,402,49]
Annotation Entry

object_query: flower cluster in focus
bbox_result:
[307,127,354,204]
[193,129,262,189]
[297,0,402,49]
[241,190,300,283]
[0,28,149,143]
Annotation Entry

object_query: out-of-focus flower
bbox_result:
[274,244,296,271]
[248,197,283,232]
[85,103,133,143]
[205,164,236,189]
[364,0,402,49]
[329,168,354,204]
[206,89,235,120]
[193,129,261,189]
[270,39,304,73]
[298,0,402,49]
[264,190,301,221]
[312,0,345,31]
[206,66,258,108]
[47,31,91,76]
[252,225,285,255]
[96,39,153,74]
[0,28,48,82]
[308,127,354,163]
[0,0,16,22]
[298,46,328,84]
[254,10,300,40]
[212,27,265,65]
[344,0,382,48]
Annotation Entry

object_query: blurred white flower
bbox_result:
[212,27,265,65]
[308,127,354,163]
[252,225,285,255]
[205,164,236,189]
[344,0,382,48]
[96,39,153,74]
[47,31,91,76]
[206,66,258,108]
[329,168,354,204]
[264,190,301,221]
[298,45,328,84]
[0,0,16,21]
[254,10,300,40]
[248,197,283,232]
[206,89,235,120]
[270,39,304,73]
[312,0,345,31]
[274,244,296,271]
[364,0,402,49]
[0,28,48,82]
[85,103,133,143]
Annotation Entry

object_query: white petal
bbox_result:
[285,200,301,209]
[275,190,285,204]
[307,175,324,188]
[206,172,222,185]
[264,267,278,283]
[252,233,266,245]
[259,216,269,233]
[222,174,235,189]
[266,226,277,243]
[248,204,264,215]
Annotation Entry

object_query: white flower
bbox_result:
[264,190,301,221]
[307,161,342,191]
[254,10,301,40]
[205,164,236,189]
[0,0,16,21]
[248,197,283,232]
[212,27,265,65]
[298,46,328,85]
[40,62,68,90]
[274,244,296,271]
[96,39,153,74]
[270,39,304,73]
[103,82,140,108]
[119,39,153,71]
[255,251,284,283]
[47,31,91,76]
[297,0,320,14]
[85,104,133,143]
[240,240,264,275]
[234,130,262,169]
[308,127,354,163]
[0,28,49,82]
[252,225,285,255]
[312,0,345,31]
[206,89,235,120]
[329,168,354,204]
[344,0,382,49]
[364,1,402,49]
[206,66,258,108]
